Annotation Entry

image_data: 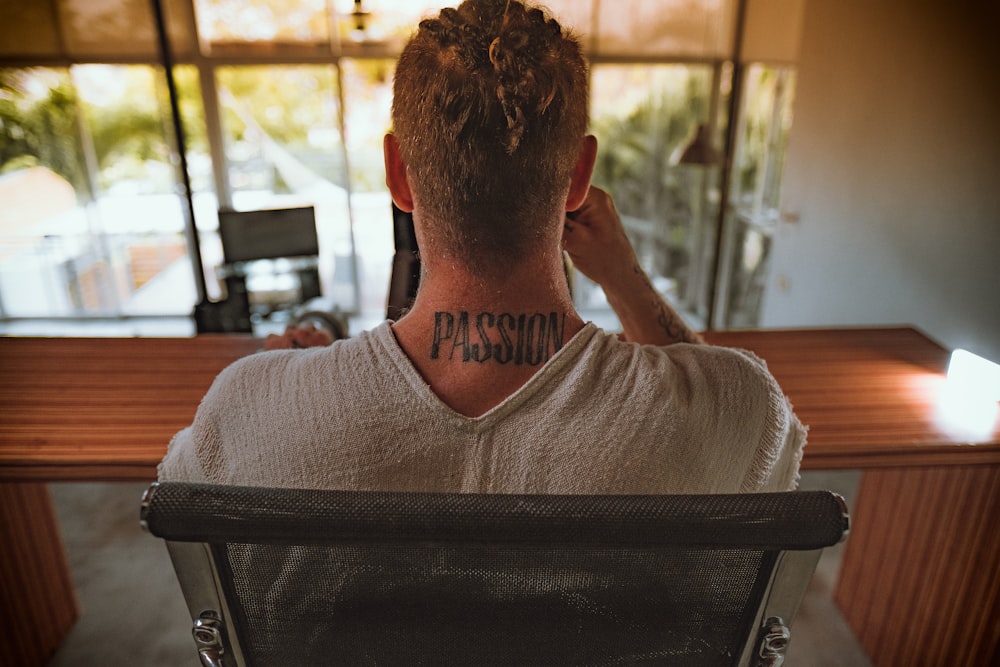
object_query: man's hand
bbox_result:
[264,324,334,350]
[562,186,639,296]
[562,186,704,346]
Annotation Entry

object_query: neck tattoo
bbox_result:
[430,311,567,366]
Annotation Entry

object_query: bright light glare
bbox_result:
[935,349,1000,441]
[948,349,1000,402]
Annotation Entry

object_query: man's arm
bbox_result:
[562,186,704,345]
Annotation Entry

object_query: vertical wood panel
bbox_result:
[834,468,879,619]
[969,527,1000,666]
[897,468,954,665]
[0,483,78,666]
[930,475,993,666]
[952,472,1000,666]
[835,466,1000,666]
[883,468,934,657]
[838,466,903,645]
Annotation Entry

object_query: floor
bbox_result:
[44,471,872,666]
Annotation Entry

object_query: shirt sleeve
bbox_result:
[754,403,807,491]
[159,426,206,482]
[734,349,806,492]
[157,355,250,483]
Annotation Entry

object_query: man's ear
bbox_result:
[384,133,414,212]
[565,135,597,212]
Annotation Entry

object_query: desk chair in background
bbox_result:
[197,206,323,333]
[387,203,420,321]
[142,482,848,666]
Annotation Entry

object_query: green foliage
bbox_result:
[0,68,89,195]
[0,66,213,196]
[588,71,720,290]
[80,65,205,191]
[733,66,796,211]
[217,66,340,147]
[167,66,210,155]
[215,65,348,191]
[86,100,165,168]
[592,77,709,225]
[0,154,39,174]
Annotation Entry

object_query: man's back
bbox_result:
[160,322,803,493]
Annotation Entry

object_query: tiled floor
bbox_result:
[44,471,872,666]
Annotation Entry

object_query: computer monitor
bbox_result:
[218,206,319,264]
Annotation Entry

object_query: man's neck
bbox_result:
[396,252,584,341]
[389,255,586,416]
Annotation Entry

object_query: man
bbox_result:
[160,0,804,493]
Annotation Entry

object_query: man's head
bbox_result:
[388,0,591,273]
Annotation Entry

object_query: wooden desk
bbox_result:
[1,328,998,665]
[0,334,260,665]
[0,335,261,482]
[3,327,997,480]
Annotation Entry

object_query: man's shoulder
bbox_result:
[657,342,780,393]
[581,333,783,404]
[590,329,771,374]
[211,326,383,393]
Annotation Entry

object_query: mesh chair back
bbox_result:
[143,483,848,667]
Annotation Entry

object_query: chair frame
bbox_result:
[142,483,848,667]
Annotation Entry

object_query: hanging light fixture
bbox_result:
[679,124,721,166]
[352,0,372,37]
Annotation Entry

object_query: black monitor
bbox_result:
[218,206,319,264]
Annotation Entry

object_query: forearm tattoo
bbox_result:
[633,263,702,344]
[431,311,566,365]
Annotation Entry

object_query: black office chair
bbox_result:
[142,482,848,666]
[387,203,420,321]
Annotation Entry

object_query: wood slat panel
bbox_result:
[0,335,260,481]
[0,483,77,666]
[703,328,1000,467]
[835,465,1000,666]
[895,468,954,663]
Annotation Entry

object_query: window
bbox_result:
[587,64,723,327]
[0,0,797,331]
[340,58,396,314]
[213,65,357,307]
[0,65,203,317]
[716,64,797,328]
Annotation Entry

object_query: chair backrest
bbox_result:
[386,203,420,320]
[141,483,848,667]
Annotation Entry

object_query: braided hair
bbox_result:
[392,0,589,273]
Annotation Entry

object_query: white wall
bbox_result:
[761,0,1000,362]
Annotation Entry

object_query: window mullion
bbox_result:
[333,59,361,316]
[199,66,231,209]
